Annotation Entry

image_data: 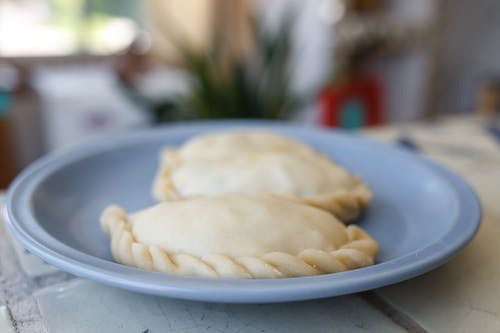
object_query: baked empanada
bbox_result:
[152,131,371,222]
[101,195,379,279]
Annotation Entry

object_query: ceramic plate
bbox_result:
[6,121,481,303]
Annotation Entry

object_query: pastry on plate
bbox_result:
[152,131,371,222]
[101,195,379,279]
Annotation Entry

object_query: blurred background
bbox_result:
[1,0,500,188]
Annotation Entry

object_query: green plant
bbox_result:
[156,14,301,121]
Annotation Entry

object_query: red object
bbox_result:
[318,74,384,128]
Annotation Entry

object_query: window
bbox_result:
[0,0,143,57]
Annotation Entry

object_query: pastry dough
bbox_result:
[101,195,379,279]
[152,131,371,222]
[170,131,316,160]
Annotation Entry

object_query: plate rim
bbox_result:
[5,121,482,303]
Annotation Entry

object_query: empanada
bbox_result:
[101,195,379,279]
[153,131,371,222]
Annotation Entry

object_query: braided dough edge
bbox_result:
[151,149,372,222]
[100,205,379,279]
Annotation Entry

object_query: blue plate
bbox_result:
[6,121,481,303]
